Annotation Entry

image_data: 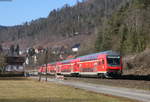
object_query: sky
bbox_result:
[0,0,82,26]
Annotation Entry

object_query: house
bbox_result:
[71,43,80,52]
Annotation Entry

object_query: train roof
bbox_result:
[46,51,120,64]
[77,51,120,61]
[60,58,74,64]
[49,62,56,65]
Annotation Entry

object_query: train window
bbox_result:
[107,56,120,66]
[102,60,104,64]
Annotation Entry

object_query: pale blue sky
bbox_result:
[0,0,82,26]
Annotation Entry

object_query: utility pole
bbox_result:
[38,62,42,81]
[45,48,48,82]
[39,48,48,82]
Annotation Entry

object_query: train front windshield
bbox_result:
[107,56,120,67]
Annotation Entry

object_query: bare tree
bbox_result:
[0,53,6,74]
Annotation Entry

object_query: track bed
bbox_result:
[63,75,150,90]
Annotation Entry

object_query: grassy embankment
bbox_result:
[0,77,137,102]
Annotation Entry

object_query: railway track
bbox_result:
[65,75,150,90]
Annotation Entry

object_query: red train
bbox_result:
[38,51,123,78]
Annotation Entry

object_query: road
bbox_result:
[34,77,150,102]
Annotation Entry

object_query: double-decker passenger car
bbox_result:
[76,51,122,77]
[48,62,56,75]
[38,51,122,78]
[38,65,46,74]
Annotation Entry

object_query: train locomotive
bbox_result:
[38,51,123,78]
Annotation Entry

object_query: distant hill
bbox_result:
[0,0,149,56]
[0,26,6,29]
[0,0,150,75]
[0,0,128,49]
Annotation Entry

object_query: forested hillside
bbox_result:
[95,0,150,54]
[0,0,149,56]
[0,0,150,75]
[0,0,128,49]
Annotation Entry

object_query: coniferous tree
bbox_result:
[10,45,15,56]
[0,44,3,52]
[15,44,20,55]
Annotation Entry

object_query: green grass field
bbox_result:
[0,78,136,102]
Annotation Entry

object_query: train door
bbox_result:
[78,62,82,73]
[89,61,96,73]
[70,61,79,76]
[70,63,74,73]
[97,58,106,72]
[56,64,61,75]
[93,61,98,72]
[51,65,56,74]
[47,65,51,74]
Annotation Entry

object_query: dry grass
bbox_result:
[123,49,150,75]
[0,78,136,102]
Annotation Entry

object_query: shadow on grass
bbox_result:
[0,77,27,80]
[0,97,100,102]
[0,73,24,77]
